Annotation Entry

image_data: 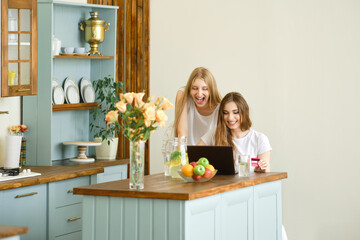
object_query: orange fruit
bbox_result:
[181,164,194,177]
[206,164,215,172]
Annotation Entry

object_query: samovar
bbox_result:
[79,11,110,56]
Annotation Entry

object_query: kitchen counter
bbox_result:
[74,171,287,200]
[0,225,28,239]
[0,159,128,191]
[75,172,287,240]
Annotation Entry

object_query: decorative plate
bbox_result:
[66,85,80,104]
[79,77,92,101]
[83,85,95,103]
[63,77,78,103]
[53,86,65,105]
[176,169,217,183]
[51,78,60,104]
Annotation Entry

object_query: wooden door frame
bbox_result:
[89,0,150,174]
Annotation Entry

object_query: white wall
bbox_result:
[150,0,360,239]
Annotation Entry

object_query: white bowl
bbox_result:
[74,47,86,53]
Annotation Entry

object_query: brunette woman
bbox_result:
[198,92,271,172]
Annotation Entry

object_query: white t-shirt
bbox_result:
[201,128,272,171]
[179,88,219,145]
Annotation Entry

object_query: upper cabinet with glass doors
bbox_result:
[1,0,37,97]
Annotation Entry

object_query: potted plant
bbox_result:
[90,76,124,160]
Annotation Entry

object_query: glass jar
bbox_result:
[169,136,188,178]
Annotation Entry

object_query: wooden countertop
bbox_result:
[0,225,28,238]
[0,159,129,191]
[74,172,287,201]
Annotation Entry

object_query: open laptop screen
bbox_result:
[187,145,236,175]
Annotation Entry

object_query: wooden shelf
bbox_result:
[52,102,98,112]
[54,55,114,59]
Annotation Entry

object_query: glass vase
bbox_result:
[129,140,145,189]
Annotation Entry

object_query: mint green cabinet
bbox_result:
[48,176,90,240]
[0,184,47,240]
[0,165,127,240]
[23,1,118,166]
[48,165,127,240]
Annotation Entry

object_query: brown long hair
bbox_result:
[215,92,252,148]
[174,67,222,137]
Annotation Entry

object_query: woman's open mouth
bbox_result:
[194,96,205,105]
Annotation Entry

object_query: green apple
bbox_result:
[197,157,209,168]
[193,165,206,176]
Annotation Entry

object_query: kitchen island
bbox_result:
[74,172,287,240]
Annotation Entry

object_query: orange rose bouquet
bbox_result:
[105,90,173,189]
[10,124,28,136]
[105,92,173,142]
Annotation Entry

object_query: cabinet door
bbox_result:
[254,181,282,240]
[1,0,37,97]
[0,184,47,240]
[91,165,128,184]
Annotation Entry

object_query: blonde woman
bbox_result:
[198,92,271,172]
[174,67,222,145]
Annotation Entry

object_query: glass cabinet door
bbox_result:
[1,0,37,97]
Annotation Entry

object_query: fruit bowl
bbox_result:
[177,169,217,182]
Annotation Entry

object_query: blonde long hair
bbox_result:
[174,67,222,137]
[215,92,252,148]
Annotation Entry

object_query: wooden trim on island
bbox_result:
[52,102,98,112]
[74,172,288,201]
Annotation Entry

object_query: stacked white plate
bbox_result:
[79,77,95,103]
[52,78,65,105]
[64,77,80,104]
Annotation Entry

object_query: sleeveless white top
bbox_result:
[179,88,219,145]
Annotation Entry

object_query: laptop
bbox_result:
[187,145,236,175]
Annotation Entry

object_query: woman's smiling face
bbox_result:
[223,101,241,131]
[190,78,210,108]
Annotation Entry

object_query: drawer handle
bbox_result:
[16,88,31,92]
[67,190,74,193]
[67,217,81,222]
[15,192,38,198]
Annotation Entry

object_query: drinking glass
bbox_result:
[238,155,250,177]
[161,139,171,176]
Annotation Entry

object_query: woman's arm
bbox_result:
[254,150,271,172]
[175,90,188,138]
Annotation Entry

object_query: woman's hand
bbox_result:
[254,151,271,172]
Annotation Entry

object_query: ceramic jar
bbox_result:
[52,36,61,55]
